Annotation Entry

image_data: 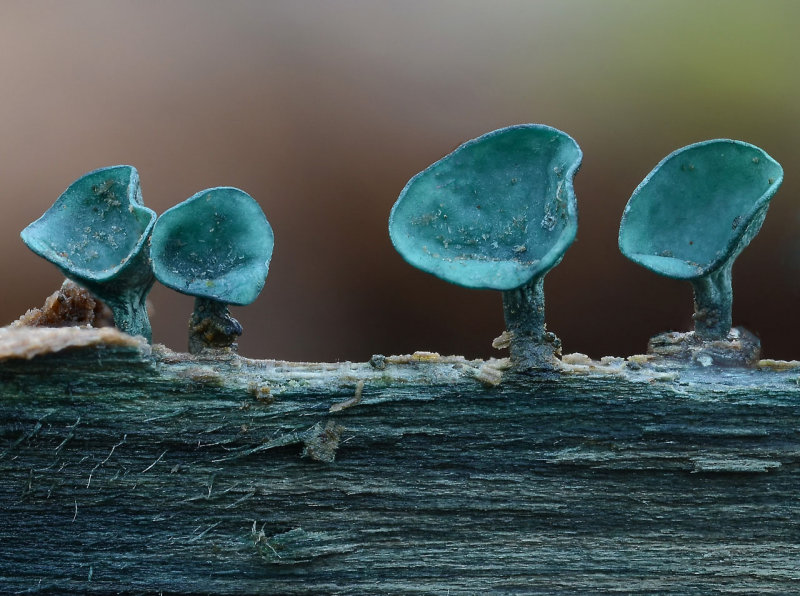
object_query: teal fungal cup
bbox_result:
[619,139,783,342]
[389,124,582,370]
[150,187,274,354]
[21,165,157,340]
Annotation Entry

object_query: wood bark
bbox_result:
[1,328,799,593]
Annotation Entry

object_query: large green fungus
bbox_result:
[389,124,582,371]
[150,187,274,354]
[21,165,157,340]
[619,139,783,363]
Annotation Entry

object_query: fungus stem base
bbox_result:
[691,266,733,341]
[189,297,243,355]
[103,296,151,342]
[502,277,560,371]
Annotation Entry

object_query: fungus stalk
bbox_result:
[690,264,733,341]
[85,245,156,340]
[101,292,152,341]
[188,297,243,354]
[502,277,560,370]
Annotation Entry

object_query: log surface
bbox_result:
[1,329,799,594]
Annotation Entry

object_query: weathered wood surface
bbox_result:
[1,329,800,593]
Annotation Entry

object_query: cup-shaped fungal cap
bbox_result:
[21,165,156,284]
[619,139,783,280]
[389,124,582,290]
[150,187,274,306]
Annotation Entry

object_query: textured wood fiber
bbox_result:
[1,337,799,594]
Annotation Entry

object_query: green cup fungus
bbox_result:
[619,139,783,362]
[389,124,582,371]
[150,187,274,354]
[21,165,157,340]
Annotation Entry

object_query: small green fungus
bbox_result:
[389,124,582,371]
[21,165,157,340]
[150,187,274,354]
[619,139,783,344]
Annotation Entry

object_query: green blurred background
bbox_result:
[1,0,798,361]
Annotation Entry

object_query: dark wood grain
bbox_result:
[1,335,799,594]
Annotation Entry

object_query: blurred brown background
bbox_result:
[1,0,798,361]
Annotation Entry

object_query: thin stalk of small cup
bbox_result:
[188,296,244,355]
[501,275,562,368]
